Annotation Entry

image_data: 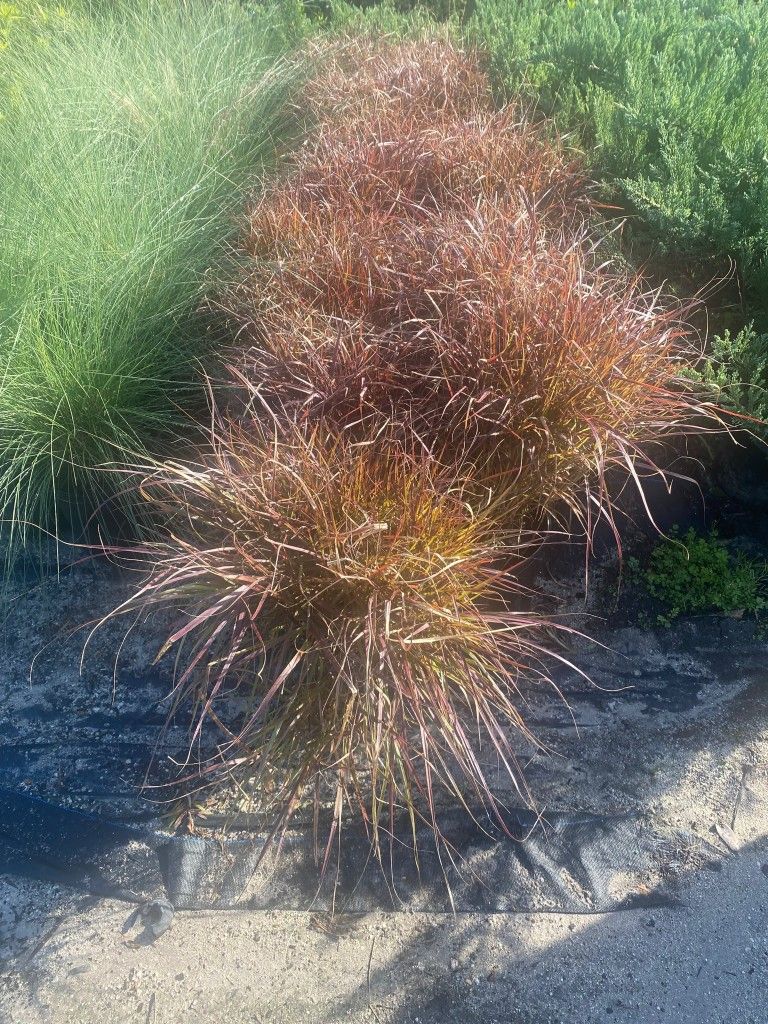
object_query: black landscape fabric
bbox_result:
[0,786,671,914]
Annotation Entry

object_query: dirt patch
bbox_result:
[0,556,766,1021]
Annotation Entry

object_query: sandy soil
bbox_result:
[1,839,767,1024]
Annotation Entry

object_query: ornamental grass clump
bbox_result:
[233,210,715,532]
[105,414,559,852]
[107,38,728,857]
[227,36,723,536]
[299,34,493,123]
[0,0,296,554]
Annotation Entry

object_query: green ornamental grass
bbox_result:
[0,0,298,554]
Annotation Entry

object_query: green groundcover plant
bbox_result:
[0,0,299,555]
[693,324,768,432]
[471,0,768,299]
[643,527,768,623]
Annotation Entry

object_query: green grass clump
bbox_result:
[0,2,72,51]
[471,0,768,299]
[0,0,297,553]
[643,527,768,623]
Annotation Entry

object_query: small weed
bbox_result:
[643,527,768,622]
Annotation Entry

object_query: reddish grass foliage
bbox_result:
[106,417,565,853]
[248,105,586,234]
[299,35,495,123]
[227,37,589,341]
[107,38,729,856]
[232,206,718,543]
[224,39,724,543]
